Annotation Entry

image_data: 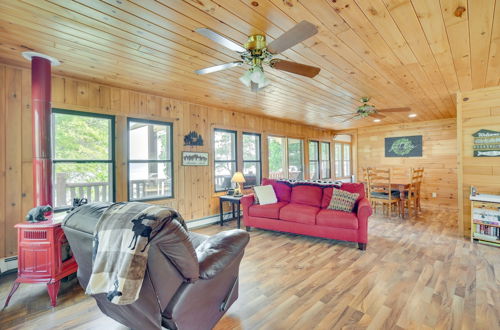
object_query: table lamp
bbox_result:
[231,172,246,196]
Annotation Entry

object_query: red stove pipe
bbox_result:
[31,56,53,207]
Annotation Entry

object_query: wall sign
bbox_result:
[184,131,204,146]
[472,129,500,157]
[385,135,423,157]
[182,152,209,166]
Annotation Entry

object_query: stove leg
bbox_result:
[47,280,61,307]
[3,281,21,309]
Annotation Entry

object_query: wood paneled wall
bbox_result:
[457,86,500,236]
[0,63,334,258]
[356,119,458,210]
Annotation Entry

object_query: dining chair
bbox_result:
[399,168,418,217]
[361,167,370,202]
[367,168,401,217]
[413,168,424,212]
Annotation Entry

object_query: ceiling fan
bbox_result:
[330,97,411,122]
[194,21,321,92]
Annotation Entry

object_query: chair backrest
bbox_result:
[62,203,197,329]
[361,167,370,197]
[409,168,424,198]
[367,168,394,201]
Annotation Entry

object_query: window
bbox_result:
[52,110,114,209]
[268,136,287,179]
[343,144,351,177]
[128,119,173,201]
[243,133,261,187]
[288,138,304,180]
[334,143,343,178]
[320,142,331,179]
[309,141,319,180]
[214,129,237,192]
[334,142,352,179]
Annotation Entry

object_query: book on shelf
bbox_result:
[473,224,500,242]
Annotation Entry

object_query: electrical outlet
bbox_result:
[432,192,437,198]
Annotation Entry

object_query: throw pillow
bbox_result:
[253,185,278,205]
[327,189,359,212]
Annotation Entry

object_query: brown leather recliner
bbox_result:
[62,203,250,330]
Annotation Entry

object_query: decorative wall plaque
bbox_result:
[385,135,423,157]
[183,131,204,146]
[472,129,500,157]
[182,152,208,166]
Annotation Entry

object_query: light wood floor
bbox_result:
[1,209,499,329]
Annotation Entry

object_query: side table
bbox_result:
[219,195,243,228]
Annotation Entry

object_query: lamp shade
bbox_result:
[231,172,246,183]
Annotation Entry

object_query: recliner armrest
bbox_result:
[196,229,250,280]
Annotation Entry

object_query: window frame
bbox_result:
[267,135,288,179]
[214,128,238,192]
[320,141,331,179]
[242,132,262,188]
[287,137,305,180]
[127,117,174,202]
[334,141,352,180]
[308,140,320,180]
[51,108,116,211]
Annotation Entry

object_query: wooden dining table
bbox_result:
[360,181,412,218]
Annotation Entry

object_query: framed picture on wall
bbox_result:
[182,151,209,166]
[385,135,423,157]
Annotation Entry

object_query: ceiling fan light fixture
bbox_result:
[239,70,252,87]
[408,113,417,118]
[258,76,270,89]
[250,66,265,84]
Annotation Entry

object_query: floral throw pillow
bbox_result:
[327,189,359,212]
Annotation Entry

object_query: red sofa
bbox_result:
[241,179,372,250]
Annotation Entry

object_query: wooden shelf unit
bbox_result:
[470,194,500,248]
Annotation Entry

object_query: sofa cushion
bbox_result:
[262,178,292,202]
[290,185,323,207]
[249,201,288,219]
[322,183,365,208]
[253,185,277,205]
[279,203,320,225]
[327,189,359,212]
[316,209,358,230]
[340,183,365,200]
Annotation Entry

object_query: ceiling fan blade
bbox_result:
[270,59,320,78]
[329,113,353,118]
[376,107,411,113]
[370,113,386,119]
[195,28,247,53]
[267,21,318,54]
[340,114,361,123]
[195,61,243,75]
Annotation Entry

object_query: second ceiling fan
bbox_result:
[330,97,411,123]
[194,21,321,92]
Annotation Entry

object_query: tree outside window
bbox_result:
[243,133,261,187]
[214,129,237,191]
[52,110,114,209]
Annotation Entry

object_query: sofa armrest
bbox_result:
[356,198,372,244]
[240,194,254,208]
[196,229,250,280]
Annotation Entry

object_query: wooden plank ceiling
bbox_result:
[0,0,498,129]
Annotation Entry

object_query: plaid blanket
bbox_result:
[86,202,186,305]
